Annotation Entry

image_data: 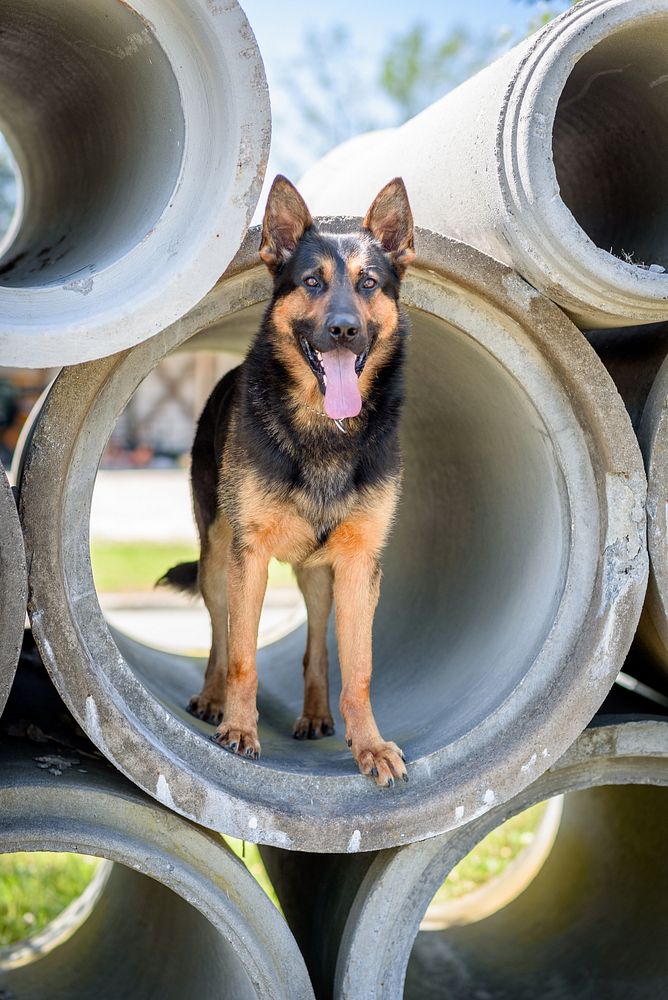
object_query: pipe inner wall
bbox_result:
[553,17,668,269]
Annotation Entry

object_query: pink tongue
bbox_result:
[321,349,362,420]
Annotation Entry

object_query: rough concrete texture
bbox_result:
[18,223,648,852]
[0,460,26,717]
[0,739,313,999]
[299,0,668,330]
[262,711,668,1000]
[0,0,270,368]
[589,323,668,683]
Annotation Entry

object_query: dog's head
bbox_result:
[259,175,415,421]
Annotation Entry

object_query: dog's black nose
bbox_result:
[327,314,359,341]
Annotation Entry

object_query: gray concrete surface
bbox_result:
[299,0,668,329]
[0,0,270,367]
[18,224,648,852]
[262,712,668,999]
[0,459,26,717]
[588,324,668,685]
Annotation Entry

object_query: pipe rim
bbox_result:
[639,353,668,655]
[18,224,647,852]
[0,0,270,367]
[0,459,27,716]
[500,0,668,325]
[334,716,668,998]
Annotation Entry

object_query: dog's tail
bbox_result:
[156,560,199,595]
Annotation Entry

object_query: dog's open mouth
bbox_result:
[300,337,368,420]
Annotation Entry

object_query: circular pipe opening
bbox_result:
[19,227,646,851]
[0,738,313,999]
[420,796,563,932]
[0,0,184,288]
[0,856,258,997]
[553,17,668,271]
[0,0,270,368]
[406,784,668,999]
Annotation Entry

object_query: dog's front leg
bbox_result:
[212,540,266,759]
[333,548,407,788]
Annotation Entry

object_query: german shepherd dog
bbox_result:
[161,175,414,787]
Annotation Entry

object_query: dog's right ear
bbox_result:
[259,175,314,273]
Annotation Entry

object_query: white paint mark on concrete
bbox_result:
[501,272,539,310]
[346,829,362,853]
[455,805,465,822]
[483,789,496,805]
[156,773,177,811]
[248,816,258,830]
[521,752,538,773]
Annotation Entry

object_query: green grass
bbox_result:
[431,801,548,905]
[0,853,99,947]
[224,839,282,912]
[90,540,296,593]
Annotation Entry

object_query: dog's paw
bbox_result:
[187,693,225,726]
[353,741,407,788]
[292,714,335,740]
[211,724,261,760]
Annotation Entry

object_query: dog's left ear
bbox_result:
[259,175,314,273]
[363,178,415,275]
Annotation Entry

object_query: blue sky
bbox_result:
[241,0,570,207]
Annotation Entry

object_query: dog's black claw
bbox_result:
[323,724,335,736]
[346,738,352,747]
[400,752,406,762]
[244,746,255,757]
[402,773,409,783]
[227,740,238,751]
[308,728,318,740]
[253,749,260,760]
[386,777,394,788]
[210,733,222,744]
[370,766,378,778]
[293,730,306,740]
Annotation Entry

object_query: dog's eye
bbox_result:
[303,276,320,288]
[361,276,377,289]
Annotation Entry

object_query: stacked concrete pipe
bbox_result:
[0,459,26,716]
[261,709,668,1000]
[0,736,313,999]
[0,0,270,368]
[17,222,647,852]
[299,0,668,329]
[587,323,668,684]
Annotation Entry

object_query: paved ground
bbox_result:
[92,469,304,652]
[91,468,196,542]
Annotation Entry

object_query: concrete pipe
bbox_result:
[299,0,668,330]
[0,459,26,716]
[588,323,668,684]
[0,0,270,368]
[261,712,668,1000]
[0,737,313,999]
[18,223,647,852]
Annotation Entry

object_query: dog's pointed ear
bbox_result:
[259,175,314,273]
[363,178,415,274]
